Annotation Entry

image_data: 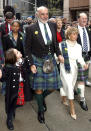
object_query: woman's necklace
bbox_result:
[66,40,76,47]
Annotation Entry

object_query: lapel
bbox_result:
[35,22,45,46]
[77,26,82,46]
[48,22,57,41]
[77,33,82,46]
[8,31,17,46]
[35,22,54,46]
[86,27,90,36]
[5,22,9,34]
[86,27,91,49]
[47,22,54,42]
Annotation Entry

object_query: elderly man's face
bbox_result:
[78,15,87,27]
[37,8,48,23]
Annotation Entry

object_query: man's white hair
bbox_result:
[36,6,48,14]
[79,12,87,18]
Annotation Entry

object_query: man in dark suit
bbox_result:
[0,12,15,43]
[77,12,91,111]
[0,6,15,53]
[25,6,64,123]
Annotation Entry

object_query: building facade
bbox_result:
[0,0,63,18]
[63,0,91,21]
[0,0,35,18]
[0,0,4,16]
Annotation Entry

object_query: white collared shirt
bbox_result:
[78,25,90,51]
[38,20,52,45]
[8,23,11,32]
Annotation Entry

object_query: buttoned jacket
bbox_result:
[25,21,61,66]
[3,31,25,57]
[1,62,32,113]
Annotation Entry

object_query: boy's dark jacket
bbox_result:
[1,61,33,113]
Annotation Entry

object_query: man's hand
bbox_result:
[58,55,64,63]
[30,65,37,74]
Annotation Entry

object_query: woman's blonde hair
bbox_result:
[65,27,79,39]
[56,17,62,23]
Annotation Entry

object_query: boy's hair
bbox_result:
[5,48,17,65]
[3,5,15,16]
[5,12,14,19]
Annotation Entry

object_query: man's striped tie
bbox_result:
[44,24,51,45]
[83,28,88,52]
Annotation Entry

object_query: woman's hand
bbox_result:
[30,65,37,74]
[58,55,64,63]
[83,64,89,70]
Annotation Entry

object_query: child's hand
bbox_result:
[0,69,2,78]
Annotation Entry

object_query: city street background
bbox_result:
[0,79,91,131]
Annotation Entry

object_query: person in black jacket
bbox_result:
[3,20,25,56]
[0,48,32,130]
[76,12,91,111]
[25,6,64,123]
[0,8,15,43]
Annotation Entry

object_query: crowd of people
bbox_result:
[0,5,91,130]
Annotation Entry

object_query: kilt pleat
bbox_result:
[30,55,62,90]
[77,62,88,82]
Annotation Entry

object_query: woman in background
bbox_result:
[56,18,65,72]
[3,20,25,57]
[56,17,65,43]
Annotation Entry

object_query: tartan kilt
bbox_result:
[30,55,62,90]
[77,62,88,82]
[16,82,25,105]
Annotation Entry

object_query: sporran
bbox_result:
[43,59,54,73]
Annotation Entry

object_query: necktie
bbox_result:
[83,28,88,52]
[44,24,51,45]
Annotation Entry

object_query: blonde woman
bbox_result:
[59,27,88,119]
[56,17,65,43]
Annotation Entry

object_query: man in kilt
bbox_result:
[77,12,91,111]
[25,6,64,123]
